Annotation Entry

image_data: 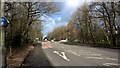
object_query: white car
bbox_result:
[59,39,68,42]
[51,40,54,43]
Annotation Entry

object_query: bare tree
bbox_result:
[4,2,59,48]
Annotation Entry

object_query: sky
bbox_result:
[41,0,91,37]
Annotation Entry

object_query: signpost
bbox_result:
[0,0,9,67]
[0,17,9,27]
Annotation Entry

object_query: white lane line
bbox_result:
[65,50,81,56]
[86,57,103,60]
[103,63,120,66]
[81,54,90,56]
[74,52,80,56]
[61,46,64,48]
[64,50,67,51]
[91,53,102,56]
[106,58,118,61]
[74,46,78,47]
[90,48,96,49]
[53,51,70,61]
[65,50,72,53]
[83,52,92,54]
[80,50,84,52]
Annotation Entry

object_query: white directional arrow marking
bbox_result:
[53,51,70,61]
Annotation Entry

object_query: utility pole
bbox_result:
[0,0,6,68]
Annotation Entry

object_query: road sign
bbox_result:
[0,17,9,27]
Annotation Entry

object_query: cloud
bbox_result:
[41,15,56,36]
[58,17,62,21]
[41,14,68,37]
[41,1,86,36]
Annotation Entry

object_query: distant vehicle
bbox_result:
[36,38,39,40]
[59,39,68,43]
[51,40,54,43]
[33,38,41,45]
[74,39,78,42]
[33,40,37,45]
[37,41,41,43]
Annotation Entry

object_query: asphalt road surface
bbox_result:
[42,41,119,68]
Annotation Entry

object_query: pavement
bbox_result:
[21,43,53,68]
[21,41,120,68]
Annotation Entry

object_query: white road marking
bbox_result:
[80,50,84,52]
[73,52,81,56]
[73,52,77,54]
[90,48,96,49]
[61,46,64,48]
[86,57,103,59]
[53,51,70,61]
[91,53,102,56]
[54,51,59,54]
[61,52,70,61]
[74,46,78,47]
[103,63,120,66]
[66,50,73,53]
[81,54,90,56]
[86,52,92,53]
[64,50,67,51]
[65,50,81,56]
[80,52,92,54]
[106,58,118,61]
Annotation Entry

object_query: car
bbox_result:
[51,40,54,43]
[59,39,68,42]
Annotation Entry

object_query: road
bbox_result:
[42,41,119,68]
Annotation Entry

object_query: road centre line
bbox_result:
[103,63,120,66]
[60,50,117,62]
[91,53,102,56]
[65,50,102,57]
[106,58,118,61]
[85,57,103,59]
